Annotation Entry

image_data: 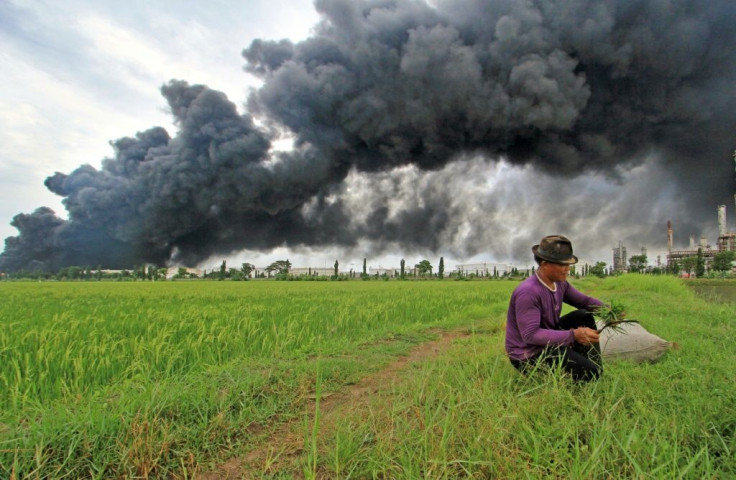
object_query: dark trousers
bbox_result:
[511,310,602,382]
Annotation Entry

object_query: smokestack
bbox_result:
[718,205,727,236]
[667,220,673,253]
[690,235,696,249]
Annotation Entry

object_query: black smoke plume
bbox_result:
[2,0,735,272]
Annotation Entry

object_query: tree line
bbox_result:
[3,250,734,281]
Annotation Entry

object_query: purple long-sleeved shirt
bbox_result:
[505,274,602,361]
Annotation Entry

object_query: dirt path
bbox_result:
[198,328,472,479]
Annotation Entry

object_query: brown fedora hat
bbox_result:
[532,235,579,264]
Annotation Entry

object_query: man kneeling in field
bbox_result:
[505,235,603,382]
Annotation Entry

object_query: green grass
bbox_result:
[0,276,734,478]
[0,280,505,478]
[305,275,736,479]
[0,281,504,408]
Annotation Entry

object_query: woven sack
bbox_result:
[597,322,671,364]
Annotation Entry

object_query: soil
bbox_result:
[197,328,471,479]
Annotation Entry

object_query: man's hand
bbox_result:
[573,327,600,345]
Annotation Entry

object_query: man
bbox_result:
[505,235,603,382]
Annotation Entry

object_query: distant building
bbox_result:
[290,267,334,277]
[455,262,513,277]
[612,241,627,272]
[370,267,401,277]
[165,267,203,279]
[666,204,736,273]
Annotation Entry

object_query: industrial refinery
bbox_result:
[666,202,736,271]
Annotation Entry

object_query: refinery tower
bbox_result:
[666,200,736,270]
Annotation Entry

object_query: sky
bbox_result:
[0,0,329,269]
[1,0,735,273]
[0,0,318,233]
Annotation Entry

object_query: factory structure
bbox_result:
[455,262,517,277]
[612,242,654,273]
[666,203,736,272]
[612,241,628,272]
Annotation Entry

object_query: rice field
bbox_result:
[0,281,504,409]
[0,280,506,477]
[1,276,734,478]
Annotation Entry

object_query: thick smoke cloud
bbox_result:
[2,0,735,271]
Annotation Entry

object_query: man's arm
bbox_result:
[563,283,602,344]
[563,282,603,310]
[515,292,575,347]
